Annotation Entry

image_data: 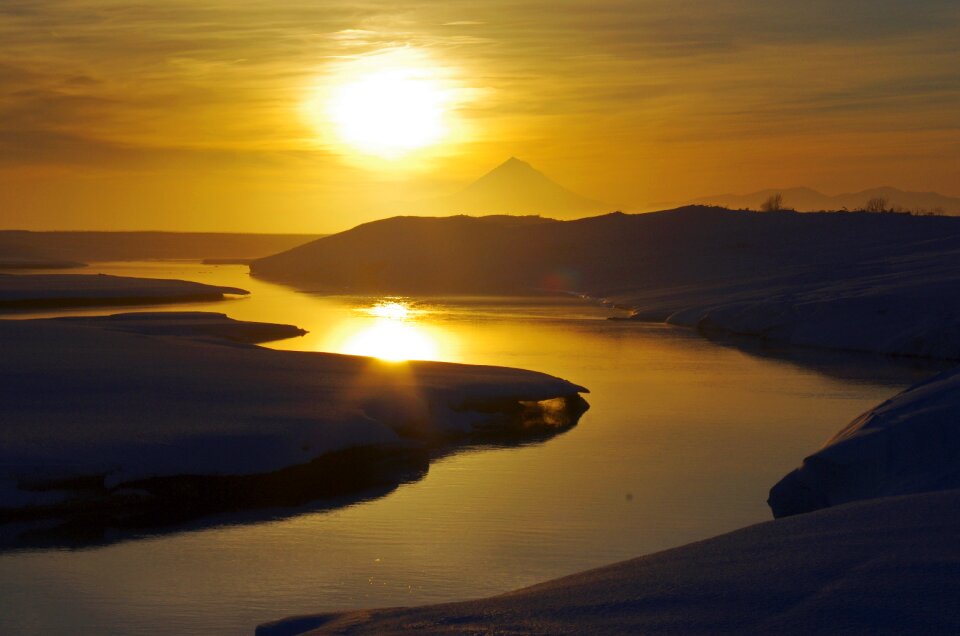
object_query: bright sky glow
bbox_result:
[315,50,462,160]
[327,69,445,158]
[2,2,958,231]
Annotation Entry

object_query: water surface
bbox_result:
[0,262,944,635]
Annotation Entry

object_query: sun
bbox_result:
[307,48,473,161]
[325,63,448,159]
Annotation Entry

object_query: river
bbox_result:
[0,261,945,634]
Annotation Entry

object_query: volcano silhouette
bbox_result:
[418,157,608,218]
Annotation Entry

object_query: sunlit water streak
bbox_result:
[0,262,947,635]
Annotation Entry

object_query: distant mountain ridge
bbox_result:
[413,157,609,219]
[0,231,322,263]
[689,186,960,214]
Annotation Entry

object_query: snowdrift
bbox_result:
[769,366,960,517]
[0,315,587,520]
[46,311,307,343]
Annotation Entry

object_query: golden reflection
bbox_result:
[368,301,410,321]
[341,320,439,362]
[330,299,453,362]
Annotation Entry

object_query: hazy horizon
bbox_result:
[2,1,958,232]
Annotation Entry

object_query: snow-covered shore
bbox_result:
[614,250,960,360]
[46,311,308,344]
[0,272,248,309]
[0,315,587,518]
[769,365,960,517]
[258,488,960,635]
[259,345,960,635]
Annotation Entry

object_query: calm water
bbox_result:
[0,262,944,635]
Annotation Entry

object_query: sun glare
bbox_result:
[331,299,447,362]
[341,320,439,362]
[309,49,468,160]
[369,301,410,321]
[328,69,445,158]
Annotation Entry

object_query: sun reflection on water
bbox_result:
[368,301,411,321]
[333,299,450,362]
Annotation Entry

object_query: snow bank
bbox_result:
[47,311,307,343]
[768,366,960,518]
[0,318,586,516]
[258,489,960,635]
[646,259,960,359]
[0,273,248,309]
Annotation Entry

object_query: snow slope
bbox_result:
[0,272,248,309]
[768,366,960,518]
[0,317,586,515]
[258,488,960,635]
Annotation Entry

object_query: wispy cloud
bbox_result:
[0,0,957,228]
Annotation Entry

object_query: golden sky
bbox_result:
[1,0,958,231]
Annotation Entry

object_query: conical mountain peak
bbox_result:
[473,157,549,186]
[502,156,529,168]
[412,157,609,219]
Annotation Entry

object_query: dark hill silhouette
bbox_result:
[690,186,960,214]
[251,207,960,296]
[414,157,608,218]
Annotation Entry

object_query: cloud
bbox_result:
[0,0,957,226]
